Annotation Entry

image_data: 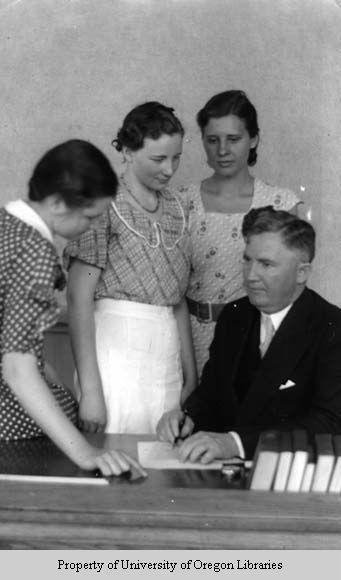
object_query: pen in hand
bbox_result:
[173,410,189,447]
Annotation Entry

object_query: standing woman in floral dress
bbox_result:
[180,90,301,377]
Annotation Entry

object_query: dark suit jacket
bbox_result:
[185,288,341,458]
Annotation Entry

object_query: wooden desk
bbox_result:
[1,434,341,550]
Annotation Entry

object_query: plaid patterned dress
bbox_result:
[0,209,77,440]
[63,184,191,433]
[64,184,191,305]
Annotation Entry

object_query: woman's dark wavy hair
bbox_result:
[112,101,184,152]
[29,139,118,208]
[242,206,315,262]
[196,90,259,166]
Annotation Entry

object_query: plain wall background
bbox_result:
[1,0,340,302]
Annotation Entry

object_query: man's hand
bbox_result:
[156,409,194,444]
[78,392,107,433]
[178,431,239,464]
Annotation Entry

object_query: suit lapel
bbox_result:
[237,289,316,423]
[223,300,260,407]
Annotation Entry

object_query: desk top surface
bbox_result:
[1,434,341,549]
[0,432,243,490]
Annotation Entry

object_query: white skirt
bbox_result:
[94,299,183,434]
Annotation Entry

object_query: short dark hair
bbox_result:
[242,206,316,262]
[113,101,184,152]
[28,139,118,208]
[196,90,259,166]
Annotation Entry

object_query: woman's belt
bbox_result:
[186,297,225,323]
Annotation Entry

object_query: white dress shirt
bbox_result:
[260,305,292,343]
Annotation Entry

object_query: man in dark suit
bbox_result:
[157,206,341,460]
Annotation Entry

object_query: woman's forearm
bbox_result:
[3,351,147,477]
[173,297,198,400]
[67,261,103,396]
[3,352,93,465]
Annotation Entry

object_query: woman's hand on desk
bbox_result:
[156,409,194,444]
[78,391,107,433]
[79,446,148,478]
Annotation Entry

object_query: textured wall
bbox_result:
[1,0,340,301]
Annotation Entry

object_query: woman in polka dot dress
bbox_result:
[0,139,145,477]
[179,91,301,378]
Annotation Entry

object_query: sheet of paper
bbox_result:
[138,441,223,470]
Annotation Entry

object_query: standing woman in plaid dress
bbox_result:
[0,140,145,477]
[65,102,196,434]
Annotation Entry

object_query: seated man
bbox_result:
[157,206,341,461]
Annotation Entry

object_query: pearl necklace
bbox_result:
[121,176,160,214]
[111,194,186,250]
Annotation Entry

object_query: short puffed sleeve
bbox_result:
[253,180,301,212]
[1,240,61,356]
[63,209,110,271]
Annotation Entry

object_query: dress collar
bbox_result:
[5,199,54,244]
[114,183,186,248]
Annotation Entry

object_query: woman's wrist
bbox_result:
[65,432,98,468]
[78,375,103,397]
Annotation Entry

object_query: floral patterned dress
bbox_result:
[178,178,300,377]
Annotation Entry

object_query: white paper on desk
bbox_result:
[138,441,222,470]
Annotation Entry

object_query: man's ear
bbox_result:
[297,261,312,284]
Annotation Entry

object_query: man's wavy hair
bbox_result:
[242,206,315,262]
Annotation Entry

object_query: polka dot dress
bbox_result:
[0,209,78,440]
[0,436,82,477]
[177,179,300,378]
